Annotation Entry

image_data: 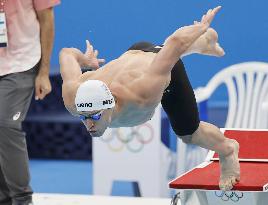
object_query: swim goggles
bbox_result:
[79,110,104,121]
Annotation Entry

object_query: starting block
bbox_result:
[169,129,268,192]
[169,129,268,205]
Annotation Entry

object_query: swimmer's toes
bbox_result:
[219,178,233,191]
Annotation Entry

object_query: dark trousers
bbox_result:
[0,64,39,205]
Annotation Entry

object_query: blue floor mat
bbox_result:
[30,159,92,194]
[30,159,136,196]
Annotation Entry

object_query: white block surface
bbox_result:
[33,193,174,205]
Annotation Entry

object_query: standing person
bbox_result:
[60,6,240,191]
[0,0,60,204]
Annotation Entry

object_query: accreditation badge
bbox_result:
[0,12,8,47]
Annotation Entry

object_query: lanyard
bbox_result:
[0,0,8,47]
[0,0,7,13]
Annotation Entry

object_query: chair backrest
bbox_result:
[201,62,268,128]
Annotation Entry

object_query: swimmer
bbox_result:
[59,6,240,191]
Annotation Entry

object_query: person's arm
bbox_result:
[35,7,54,100]
[59,48,84,82]
[124,7,222,103]
[59,40,105,83]
[148,6,222,76]
[59,47,85,113]
[59,41,105,114]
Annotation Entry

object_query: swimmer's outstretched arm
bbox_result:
[124,7,222,101]
[149,6,221,76]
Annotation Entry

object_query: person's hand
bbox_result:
[82,40,105,70]
[35,70,52,100]
[194,6,222,30]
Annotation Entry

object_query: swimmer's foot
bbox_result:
[201,28,225,57]
[183,27,225,57]
[219,139,240,191]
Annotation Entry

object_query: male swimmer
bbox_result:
[59,6,240,191]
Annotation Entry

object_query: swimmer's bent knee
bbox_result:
[174,122,199,144]
[172,120,199,136]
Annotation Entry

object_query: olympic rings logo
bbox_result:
[215,191,244,202]
[100,123,154,153]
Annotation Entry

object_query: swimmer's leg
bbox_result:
[161,60,240,191]
[187,122,240,191]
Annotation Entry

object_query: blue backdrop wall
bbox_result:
[51,0,268,102]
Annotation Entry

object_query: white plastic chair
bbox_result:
[194,61,268,129]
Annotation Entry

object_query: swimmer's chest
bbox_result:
[110,104,156,127]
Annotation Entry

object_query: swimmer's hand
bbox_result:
[82,40,105,70]
[176,6,222,33]
[194,6,221,30]
[164,6,222,48]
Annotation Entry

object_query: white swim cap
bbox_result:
[75,80,115,112]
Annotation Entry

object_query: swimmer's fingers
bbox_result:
[85,40,94,56]
[200,6,221,27]
[84,40,105,69]
[94,50,106,65]
[94,49,99,57]
[98,58,106,65]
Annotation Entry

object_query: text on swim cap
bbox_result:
[76,103,93,108]
[103,99,113,105]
